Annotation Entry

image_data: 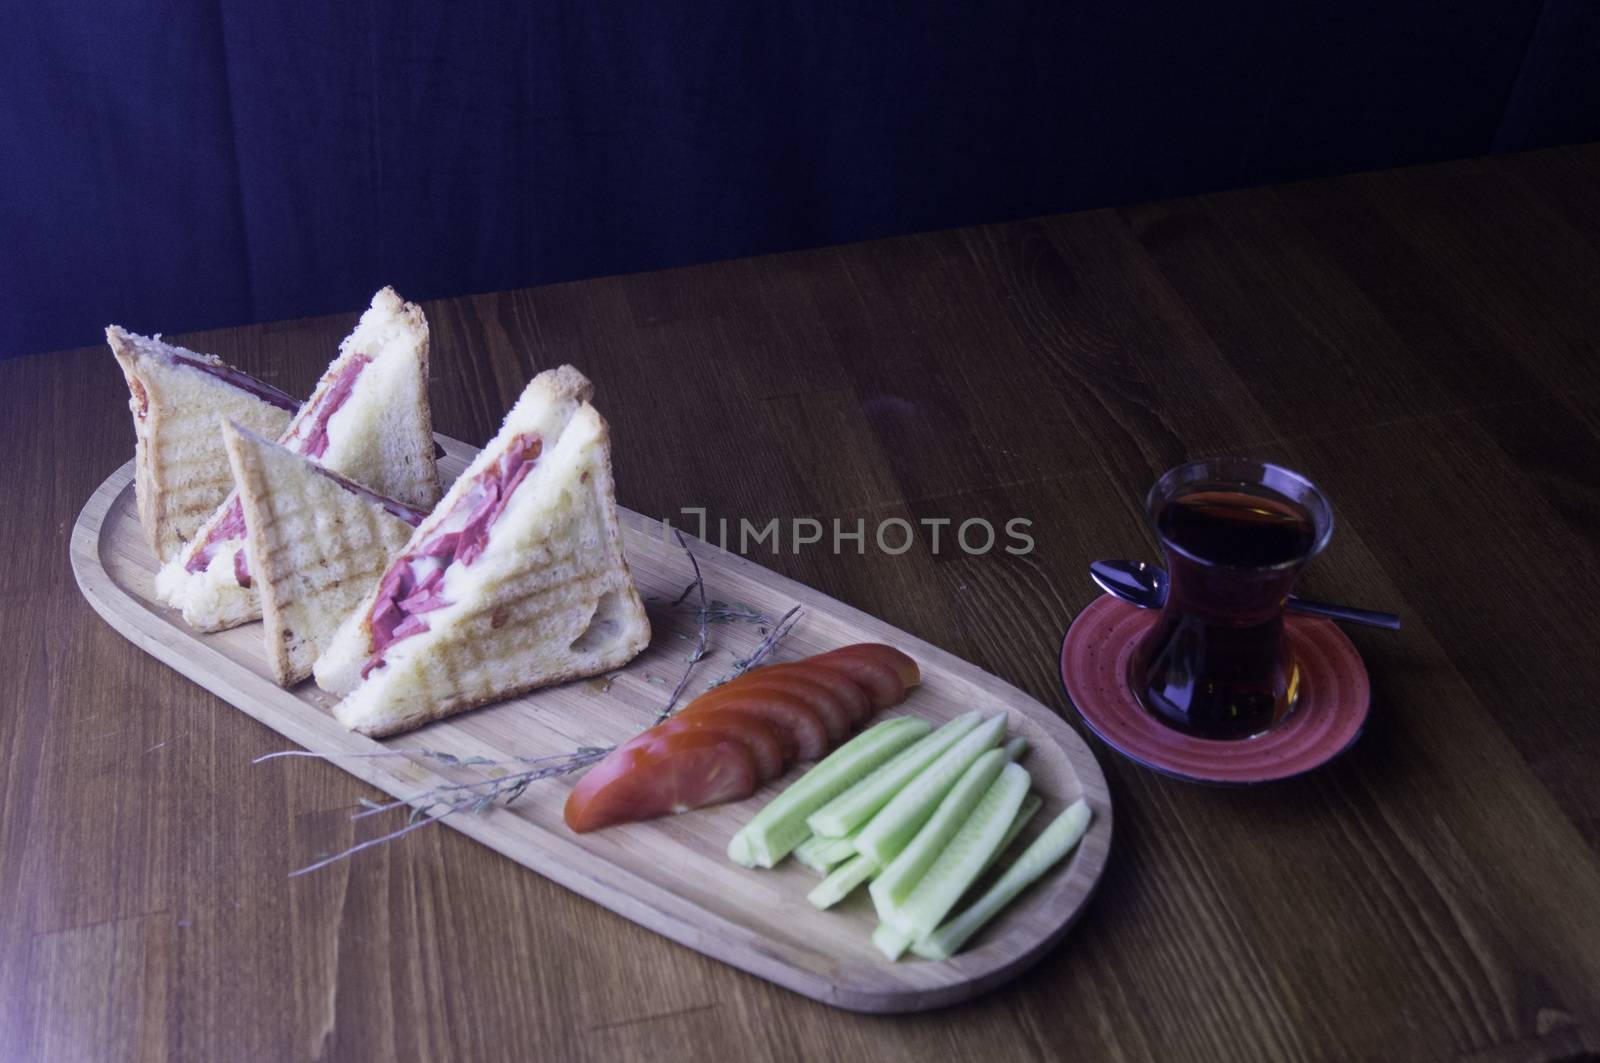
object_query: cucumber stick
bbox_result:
[872,790,1043,960]
[869,747,1009,919]
[912,798,1092,960]
[793,832,860,874]
[854,714,1008,867]
[807,854,877,909]
[884,763,1031,940]
[872,921,913,961]
[727,717,930,868]
[791,836,837,874]
[804,712,983,839]
[1003,736,1029,761]
[986,792,1043,875]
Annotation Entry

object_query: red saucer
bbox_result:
[1060,595,1370,784]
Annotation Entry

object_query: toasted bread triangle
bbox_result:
[107,327,297,561]
[156,287,440,632]
[223,421,423,687]
[314,365,650,737]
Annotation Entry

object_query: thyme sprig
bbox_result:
[692,600,772,626]
[255,748,553,768]
[287,746,611,877]
[653,529,710,725]
[715,603,803,686]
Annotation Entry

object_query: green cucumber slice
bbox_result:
[912,798,1092,960]
[874,796,1044,962]
[791,835,833,874]
[807,854,877,909]
[727,716,930,868]
[793,832,860,874]
[869,746,1009,919]
[984,792,1043,876]
[1003,735,1029,762]
[872,921,913,961]
[883,763,1031,940]
[854,714,1007,867]
[944,791,1043,908]
[804,712,983,839]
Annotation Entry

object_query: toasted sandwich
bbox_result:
[222,421,425,687]
[108,328,298,561]
[156,287,440,632]
[315,365,651,737]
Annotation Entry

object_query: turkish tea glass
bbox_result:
[1130,458,1334,740]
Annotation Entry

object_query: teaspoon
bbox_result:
[1089,558,1402,631]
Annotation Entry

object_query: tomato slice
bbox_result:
[564,644,925,833]
[564,730,757,833]
[689,674,851,742]
[823,644,920,689]
[650,709,788,781]
[719,662,873,725]
[808,645,921,709]
[678,687,829,761]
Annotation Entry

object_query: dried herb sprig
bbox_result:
[256,748,523,768]
[653,529,709,725]
[350,745,612,821]
[690,600,772,626]
[715,603,803,685]
[287,745,611,876]
[289,812,450,877]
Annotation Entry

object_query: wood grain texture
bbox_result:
[68,441,1112,1013]
[5,144,1600,1061]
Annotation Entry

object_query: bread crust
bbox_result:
[223,425,297,686]
[107,326,294,560]
[357,287,440,511]
[352,646,646,737]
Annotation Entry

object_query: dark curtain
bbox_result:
[4,0,1596,357]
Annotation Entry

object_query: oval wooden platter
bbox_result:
[69,435,1112,1013]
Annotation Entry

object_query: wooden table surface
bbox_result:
[6,145,1600,1063]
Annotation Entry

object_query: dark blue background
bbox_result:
[4,1,1598,357]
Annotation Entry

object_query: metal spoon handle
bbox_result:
[1287,596,1402,631]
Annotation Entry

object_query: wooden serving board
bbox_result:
[70,435,1112,1013]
